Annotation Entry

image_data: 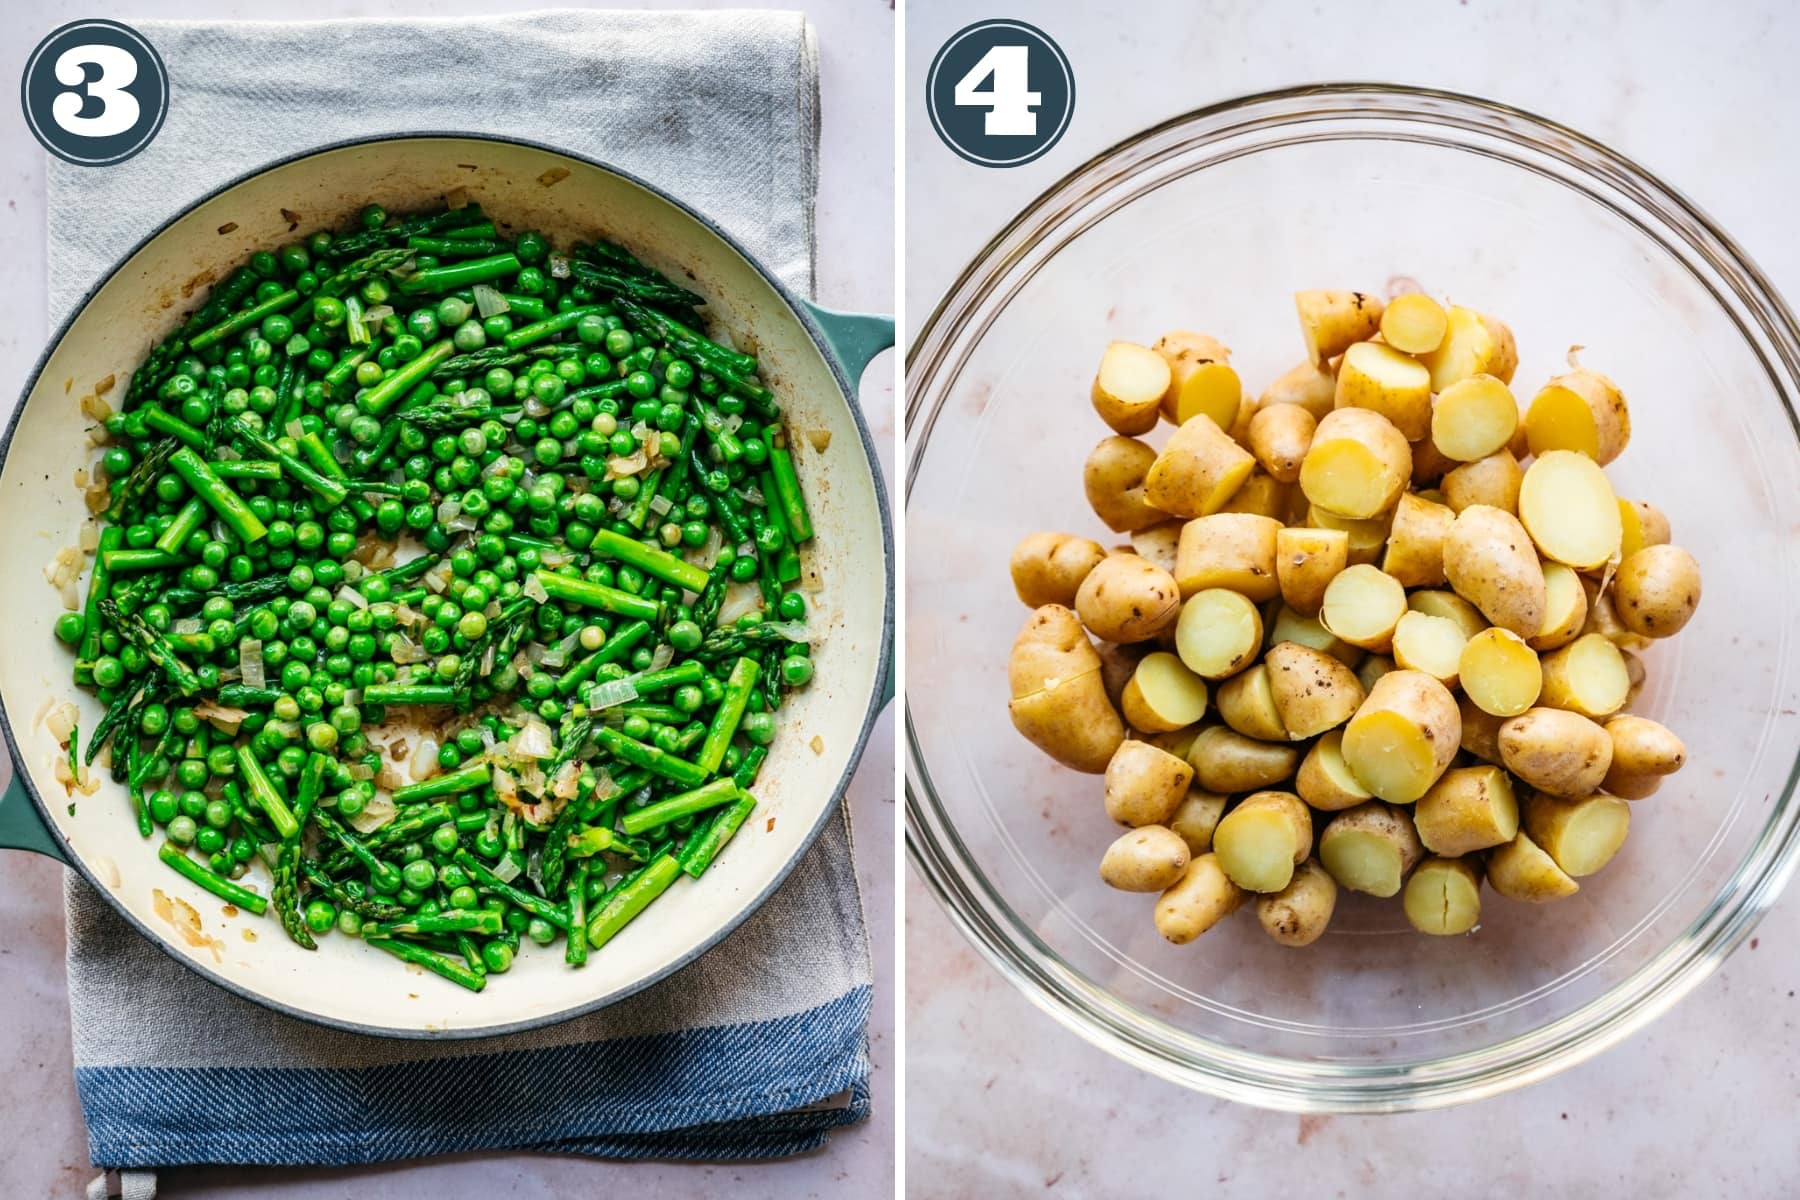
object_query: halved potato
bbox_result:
[1319,801,1424,898]
[1295,290,1383,363]
[1299,408,1412,520]
[1296,728,1374,812]
[1518,451,1623,570]
[1390,610,1468,685]
[1403,857,1483,935]
[1340,669,1460,804]
[1379,293,1448,354]
[1414,764,1518,855]
[1306,504,1392,566]
[1247,403,1317,483]
[1187,726,1301,794]
[1153,853,1245,943]
[1092,341,1171,435]
[1174,588,1265,680]
[1213,791,1314,893]
[1260,357,1337,421]
[1216,663,1288,742]
[1525,367,1630,465]
[1417,305,1518,390]
[1320,563,1408,653]
[1441,448,1524,515]
[1459,627,1542,717]
[1153,331,1242,430]
[1537,633,1630,719]
[1173,513,1281,600]
[1264,640,1364,739]
[1143,416,1257,519]
[1529,562,1589,652]
[1121,651,1210,734]
[1267,603,1363,668]
[1380,491,1454,588]
[1083,436,1166,533]
[1486,831,1579,902]
[1431,374,1518,462]
[1275,526,1348,617]
[1521,791,1630,877]
[1335,341,1432,441]
[1168,788,1230,855]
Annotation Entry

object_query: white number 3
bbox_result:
[52,44,141,138]
[953,45,1041,137]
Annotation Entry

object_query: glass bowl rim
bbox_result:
[904,81,1800,1112]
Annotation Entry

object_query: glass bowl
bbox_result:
[904,85,1800,1112]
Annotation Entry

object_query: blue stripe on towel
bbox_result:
[78,985,870,1167]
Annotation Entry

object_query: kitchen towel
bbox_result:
[48,8,872,1175]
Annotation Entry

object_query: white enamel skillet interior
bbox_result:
[0,134,893,1037]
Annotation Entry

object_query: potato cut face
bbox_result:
[1169,361,1243,428]
[1541,633,1629,718]
[1530,562,1588,650]
[1461,627,1543,716]
[1418,305,1499,391]
[1127,651,1209,730]
[1536,795,1631,876]
[1414,765,1518,855]
[1379,293,1448,354]
[1524,382,1601,459]
[1218,664,1286,741]
[1391,611,1468,683]
[1300,729,1373,809]
[1169,789,1228,855]
[1403,860,1481,935]
[1175,588,1263,679]
[1320,564,1407,650]
[1519,451,1623,569]
[1341,709,1437,804]
[1431,374,1518,462]
[1094,341,1172,432]
[1487,832,1579,902]
[1320,828,1406,897]
[1214,808,1300,893]
[1301,442,1402,520]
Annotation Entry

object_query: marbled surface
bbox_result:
[905,3,1800,1197]
[0,1,894,1195]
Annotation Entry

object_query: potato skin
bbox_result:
[1174,513,1281,600]
[1295,290,1384,363]
[1144,416,1256,518]
[1260,358,1338,421]
[1154,853,1246,944]
[1486,831,1579,902]
[1168,788,1230,854]
[1612,544,1702,638]
[1008,605,1127,773]
[1256,859,1338,947]
[1092,341,1171,435]
[1104,739,1196,826]
[1340,669,1460,804]
[1275,526,1348,617]
[1084,436,1167,533]
[1010,531,1106,608]
[1099,825,1192,892]
[1247,403,1317,483]
[1442,504,1546,638]
[1265,640,1364,739]
[1602,715,1686,798]
[1498,707,1613,797]
[1075,554,1182,644]
[1441,449,1524,515]
[1187,726,1301,794]
[1381,491,1454,589]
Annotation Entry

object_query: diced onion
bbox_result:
[739,484,767,507]
[510,717,555,760]
[759,620,811,642]
[548,254,571,279]
[718,582,765,626]
[648,494,673,516]
[173,618,202,636]
[407,734,439,779]
[472,284,510,318]
[350,795,395,834]
[45,702,78,743]
[364,304,394,326]
[423,559,455,594]
[435,498,462,524]
[239,639,265,687]
[337,585,369,610]
[446,513,478,533]
[586,679,639,711]
[524,397,550,418]
[723,413,745,434]
[346,762,375,781]
[649,643,674,672]
[491,855,523,883]
[523,573,549,603]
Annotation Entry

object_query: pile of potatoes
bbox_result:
[1007,290,1702,948]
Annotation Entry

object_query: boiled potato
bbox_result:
[1526,366,1630,465]
[1417,304,1518,390]
[1257,859,1339,947]
[1340,669,1460,804]
[1144,416,1256,518]
[1431,374,1518,462]
[1354,652,1396,694]
[1379,293,1448,355]
[1578,577,1648,651]
[1300,407,1412,519]
[1174,513,1281,600]
[1218,471,1295,522]
[1216,663,1288,742]
[1442,504,1546,638]
[1529,562,1589,652]
[1104,739,1196,826]
[1174,588,1263,679]
[1318,801,1424,897]
[1075,553,1181,644]
[1275,526,1347,616]
[1260,358,1337,421]
[1010,531,1106,608]
[1130,520,1184,574]
[1618,499,1671,560]
[1459,627,1542,717]
[1457,692,1507,764]
[1521,791,1630,877]
[1612,544,1702,638]
[1092,341,1172,435]
[1295,290,1384,363]
[1381,491,1454,588]
[1390,610,1468,685]
[1409,435,1459,490]
[1486,831,1579,902]
[1306,504,1391,566]
[1403,857,1482,935]
[1121,650,1209,734]
[1213,791,1313,892]
[1602,714,1686,800]
[1320,563,1408,653]
[1441,448,1524,515]
[1414,764,1518,856]
[1096,639,1148,711]
[1145,725,1203,761]
[1406,589,1488,641]
[1187,726,1300,794]
[1154,853,1245,943]
[1168,788,1230,855]
[1084,436,1167,533]
[1247,403,1317,482]
[1099,825,1191,892]
[1537,633,1630,719]
[1153,331,1242,430]
[1296,728,1374,812]
[1264,640,1364,739]
[1518,451,1623,571]
[1335,341,1433,441]
[1268,603,1364,668]
[1008,605,1127,773]
[1498,707,1612,797]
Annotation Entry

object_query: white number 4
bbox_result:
[953,45,1041,137]
[52,44,141,138]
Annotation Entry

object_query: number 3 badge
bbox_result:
[22,19,169,167]
[926,20,1075,168]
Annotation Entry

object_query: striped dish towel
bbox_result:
[47,9,871,1175]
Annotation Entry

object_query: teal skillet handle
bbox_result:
[799,302,896,707]
[0,764,67,862]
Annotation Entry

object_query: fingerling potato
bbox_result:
[1612,544,1702,638]
[1075,553,1182,644]
[1010,531,1106,608]
[1008,605,1127,773]
[1498,707,1612,797]
[1092,340,1172,435]
[1260,357,1338,421]
[1084,436,1167,533]
[1443,504,1547,637]
[1247,402,1317,482]
[1257,858,1338,947]
[1187,726,1301,794]
[1143,416,1257,518]
[1264,640,1364,739]
[1104,739,1196,827]
[1414,764,1519,856]
[1319,801,1424,898]
[1099,825,1192,892]
[1295,290,1384,364]
[1340,669,1460,804]
[1154,853,1245,943]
